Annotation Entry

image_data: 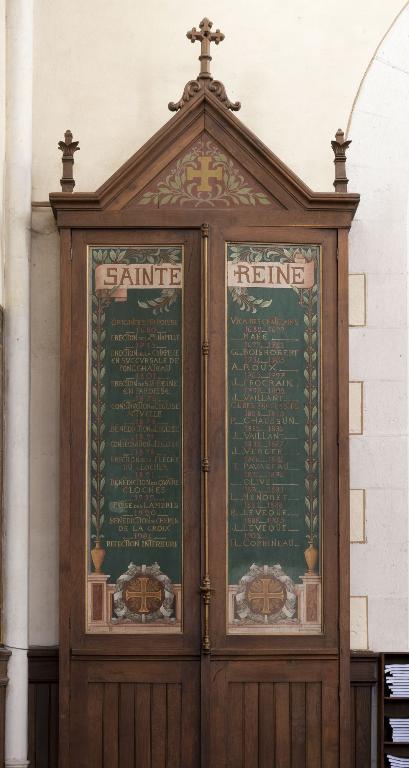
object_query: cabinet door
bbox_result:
[207,225,343,767]
[62,229,202,767]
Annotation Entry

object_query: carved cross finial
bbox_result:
[169,19,240,113]
[187,17,225,80]
[331,128,351,193]
[58,129,80,192]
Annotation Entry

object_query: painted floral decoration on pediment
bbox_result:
[133,136,272,209]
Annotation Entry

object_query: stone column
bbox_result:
[3,0,33,765]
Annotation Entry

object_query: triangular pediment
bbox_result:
[50,91,359,220]
[126,132,278,210]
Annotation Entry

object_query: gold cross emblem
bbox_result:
[124,576,164,614]
[247,577,286,616]
[186,156,223,192]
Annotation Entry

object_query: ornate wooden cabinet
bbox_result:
[50,18,359,767]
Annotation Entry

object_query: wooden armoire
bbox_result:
[50,18,359,767]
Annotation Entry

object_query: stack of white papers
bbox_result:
[389,720,409,743]
[387,756,409,767]
[386,665,409,697]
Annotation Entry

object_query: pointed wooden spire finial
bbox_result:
[169,18,240,112]
[58,129,80,192]
[331,129,352,193]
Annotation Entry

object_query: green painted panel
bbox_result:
[226,243,321,633]
[87,246,183,628]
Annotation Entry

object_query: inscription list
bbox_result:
[89,247,183,590]
[227,243,321,591]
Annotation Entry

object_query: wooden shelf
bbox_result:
[385,697,409,701]
[385,741,409,746]
[382,653,409,766]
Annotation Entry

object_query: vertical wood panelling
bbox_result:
[35,684,51,768]
[166,683,181,768]
[70,680,188,768]
[350,653,379,768]
[118,683,135,768]
[151,684,167,768]
[275,683,291,768]
[228,683,243,767]
[87,683,103,767]
[103,683,119,768]
[28,682,59,768]
[135,684,151,767]
[119,684,135,768]
[224,679,339,767]
[291,683,306,768]
[27,651,379,767]
[306,682,322,768]
[350,685,373,768]
[244,683,259,768]
[49,682,58,767]
[322,682,339,768]
[28,682,36,762]
[355,686,372,764]
[87,681,188,768]
[350,687,356,768]
[259,683,275,768]
[27,649,58,768]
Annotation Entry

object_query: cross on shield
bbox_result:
[246,576,286,616]
[124,576,165,614]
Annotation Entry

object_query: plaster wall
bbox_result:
[348,4,409,650]
[28,209,59,645]
[28,0,409,645]
[4,0,33,761]
[32,0,406,196]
